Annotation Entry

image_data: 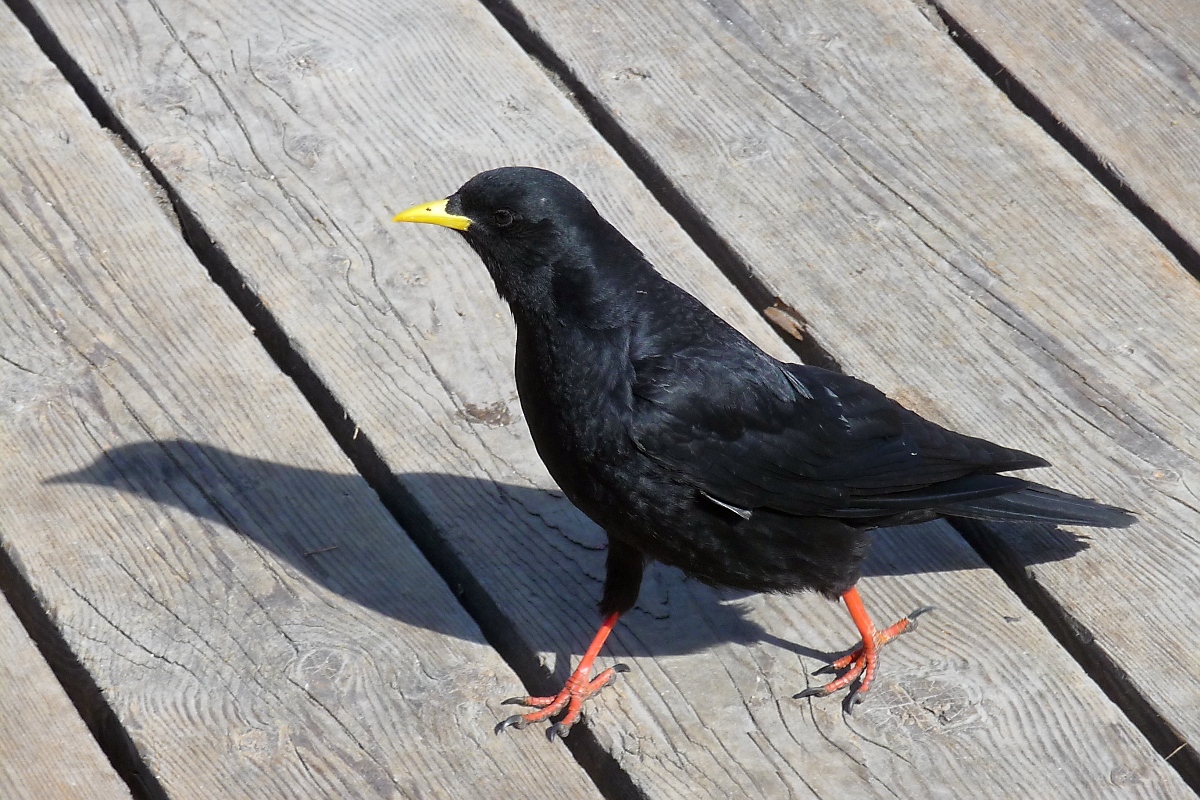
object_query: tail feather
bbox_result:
[938,484,1135,528]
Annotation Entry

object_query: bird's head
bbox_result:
[394,167,641,325]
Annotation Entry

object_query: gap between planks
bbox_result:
[922,0,1200,283]
[0,12,203,800]
[473,0,1200,790]
[0,551,161,800]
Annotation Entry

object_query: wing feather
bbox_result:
[629,327,1045,519]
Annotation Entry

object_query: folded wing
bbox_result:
[628,330,1050,520]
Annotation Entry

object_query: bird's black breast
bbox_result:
[513,322,643,524]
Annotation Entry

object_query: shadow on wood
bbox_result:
[47,439,1090,660]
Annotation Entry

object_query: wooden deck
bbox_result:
[1,0,1197,797]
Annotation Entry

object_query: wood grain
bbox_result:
[0,591,133,800]
[0,10,602,799]
[19,0,1195,796]
[934,0,1200,259]
[480,0,1200,769]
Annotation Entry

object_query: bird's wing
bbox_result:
[628,334,1046,518]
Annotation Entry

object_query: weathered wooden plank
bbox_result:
[0,591,133,800]
[933,0,1200,260]
[0,10,603,799]
[21,0,1195,797]
[475,0,1200,770]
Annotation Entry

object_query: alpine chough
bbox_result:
[394,166,1133,740]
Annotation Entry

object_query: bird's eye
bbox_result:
[492,209,516,228]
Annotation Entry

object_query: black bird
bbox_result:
[393,167,1134,739]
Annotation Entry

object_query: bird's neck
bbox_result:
[548,227,657,330]
[510,227,649,404]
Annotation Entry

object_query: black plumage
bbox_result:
[393,166,1133,738]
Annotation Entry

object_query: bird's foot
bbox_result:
[495,612,625,741]
[495,663,630,741]
[795,605,934,711]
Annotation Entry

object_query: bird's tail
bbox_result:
[937,483,1135,528]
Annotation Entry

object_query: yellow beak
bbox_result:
[392,198,472,231]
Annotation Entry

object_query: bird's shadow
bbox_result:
[46,440,1089,665]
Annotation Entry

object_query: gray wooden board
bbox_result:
[0,589,134,800]
[0,10,604,799]
[934,0,1200,260]
[486,0,1200,771]
[22,0,1194,796]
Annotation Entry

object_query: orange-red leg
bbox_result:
[495,612,628,741]
[794,587,933,711]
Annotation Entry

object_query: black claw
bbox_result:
[793,687,827,700]
[812,662,837,676]
[612,663,631,674]
[843,686,864,714]
[501,697,529,706]
[494,715,527,734]
[906,605,936,629]
[547,722,570,742]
